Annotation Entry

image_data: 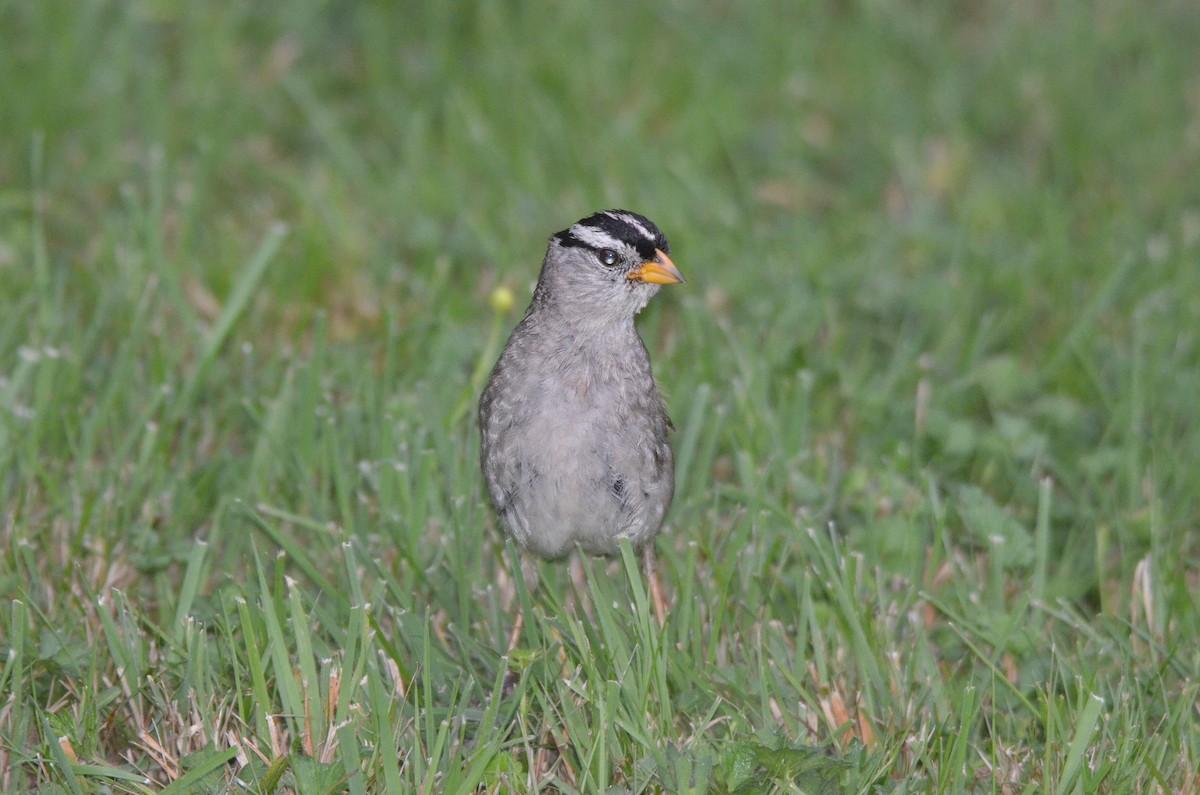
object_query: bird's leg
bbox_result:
[504,550,540,653]
[641,543,668,628]
[567,553,590,619]
[505,609,525,653]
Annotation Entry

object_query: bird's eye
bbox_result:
[598,249,619,266]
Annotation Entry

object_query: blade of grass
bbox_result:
[1055,692,1105,795]
[157,748,239,795]
[176,222,288,412]
[172,539,209,637]
[254,547,306,744]
[247,504,346,612]
[40,712,84,795]
[367,655,404,793]
[286,575,325,754]
[1032,476,1053,605]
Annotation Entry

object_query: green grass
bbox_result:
[2,1,1199,792]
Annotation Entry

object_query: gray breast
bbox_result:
[479,319,674,558]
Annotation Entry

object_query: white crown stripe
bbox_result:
[607,212,655,243]
[567,225,626,251]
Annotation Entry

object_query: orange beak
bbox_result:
[627,249,686,285]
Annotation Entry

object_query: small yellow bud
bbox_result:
[490,285,516,315]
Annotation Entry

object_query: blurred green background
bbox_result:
[2,1,1199,791]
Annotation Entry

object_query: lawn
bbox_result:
[2,1,1199,792]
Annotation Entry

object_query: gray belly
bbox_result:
[481,381,672,559]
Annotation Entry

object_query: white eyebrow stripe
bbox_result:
[604,211,655,242]
[568,225,626,251]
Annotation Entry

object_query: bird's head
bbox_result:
[534,209,685,324]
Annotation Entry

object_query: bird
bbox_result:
[479,209,685,637]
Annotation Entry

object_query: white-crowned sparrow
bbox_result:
[479,210,685,627]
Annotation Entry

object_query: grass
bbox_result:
[2,0,1199,792]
